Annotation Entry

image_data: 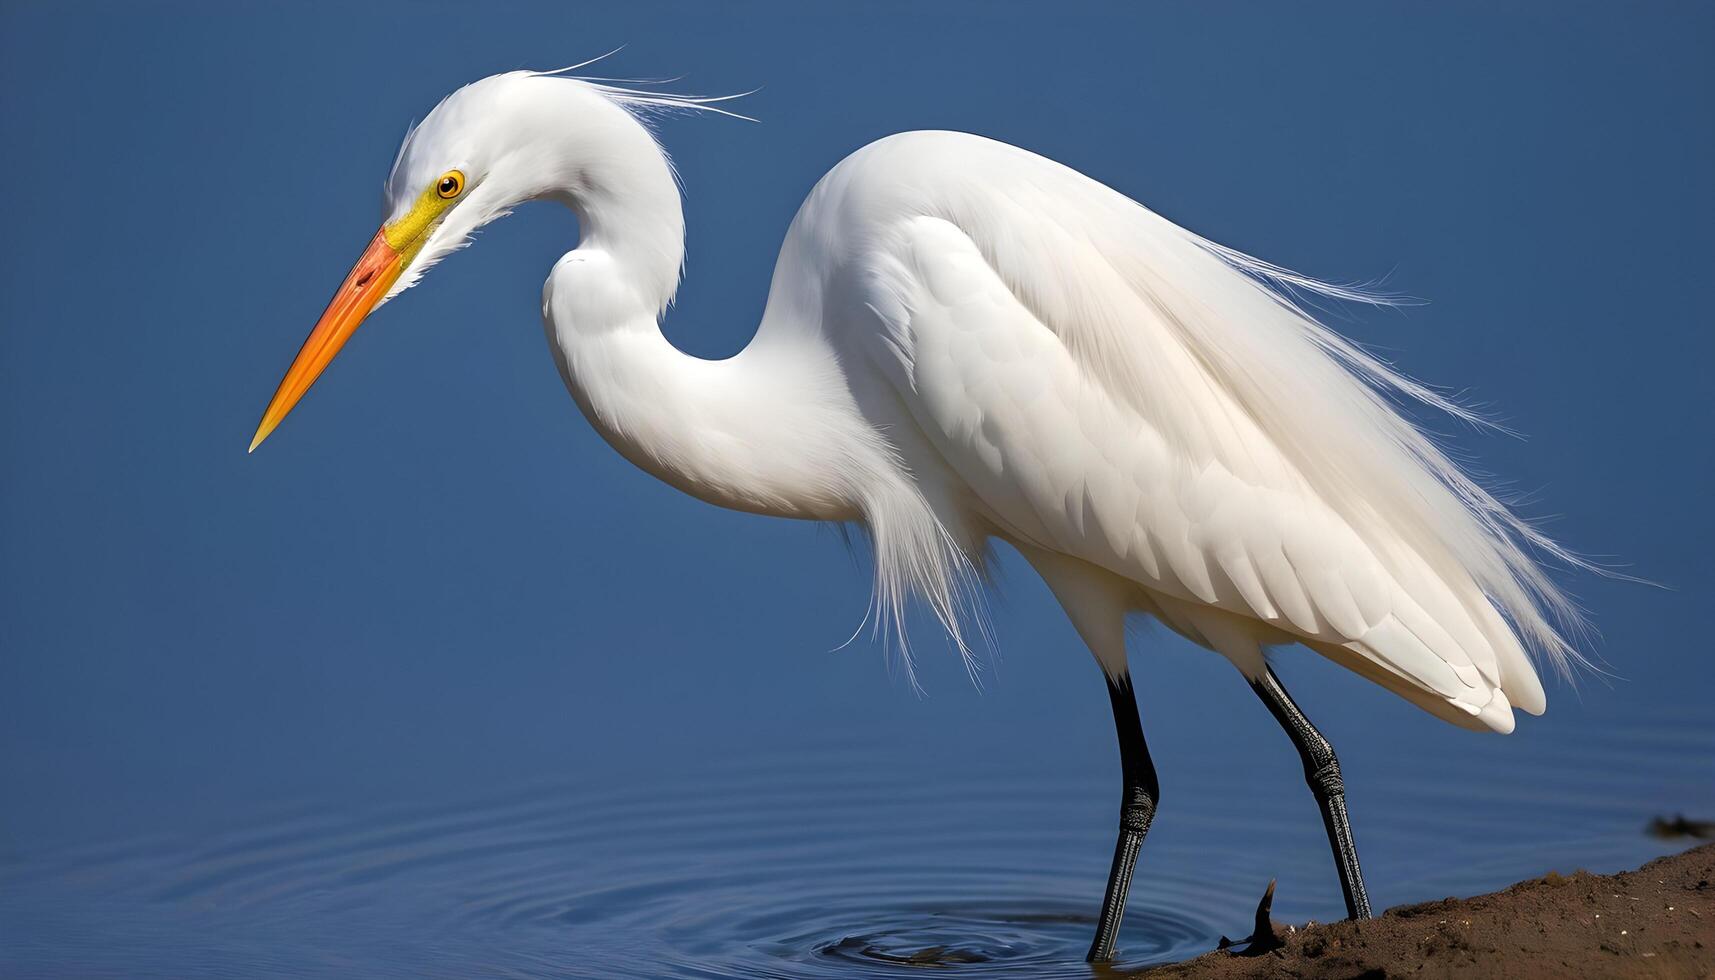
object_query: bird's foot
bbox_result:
[1216,879,1284,957]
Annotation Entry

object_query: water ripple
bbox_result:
[5,711,1711,978]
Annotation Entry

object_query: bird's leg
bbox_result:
[1249,666,1372,920]
[1086,672,1160,963]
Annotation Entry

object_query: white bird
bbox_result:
[250,66,1585,961]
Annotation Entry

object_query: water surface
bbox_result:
[5,703,1709,978]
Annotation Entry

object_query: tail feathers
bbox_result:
[1312,638,1517,733]
[1154,563,1534,735]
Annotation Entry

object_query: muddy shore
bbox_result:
[1141,843,1715,979]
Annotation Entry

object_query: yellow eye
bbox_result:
[436,170,465,199]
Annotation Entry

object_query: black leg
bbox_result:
[1086,673,1161,963]
[1249,666,1372,920]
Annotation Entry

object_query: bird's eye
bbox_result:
[436,171,465,199]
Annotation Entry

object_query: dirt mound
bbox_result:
[1141,844,1715,979]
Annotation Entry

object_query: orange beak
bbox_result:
[248,229,404,452]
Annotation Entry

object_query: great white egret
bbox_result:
[250,66,1585,962]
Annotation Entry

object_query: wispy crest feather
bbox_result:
[529,54,759,122]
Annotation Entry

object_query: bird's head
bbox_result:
[247,66,738,452]
[247,72,530,453]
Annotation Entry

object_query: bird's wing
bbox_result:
[859,202,1537,733]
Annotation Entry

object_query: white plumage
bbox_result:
[833,134,1558,732]
[532,87,1576,734]
[268,68,1587,733]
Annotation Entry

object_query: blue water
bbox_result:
[4,693,1709,978]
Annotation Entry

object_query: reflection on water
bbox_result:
[4,707,1711,978]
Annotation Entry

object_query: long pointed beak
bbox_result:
[249,229,404,452]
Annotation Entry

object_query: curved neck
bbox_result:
[535,88,863,522]
[532,87,686,315]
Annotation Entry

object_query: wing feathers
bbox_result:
[867,209,1535,733]
[1255,545,1320,635]
[1216,548,1278,622]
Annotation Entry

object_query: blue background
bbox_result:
[2,2,1711,972]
